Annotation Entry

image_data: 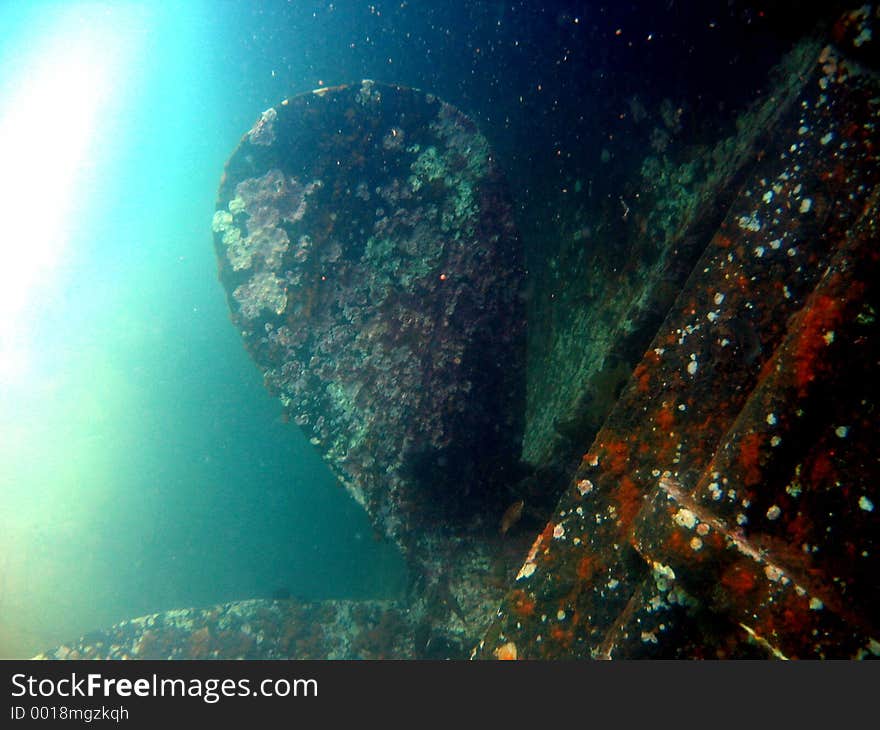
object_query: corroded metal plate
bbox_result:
[213,81,526,553]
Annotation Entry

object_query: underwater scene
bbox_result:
[0,1,877,660]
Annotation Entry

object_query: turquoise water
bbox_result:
[0,1,407,658]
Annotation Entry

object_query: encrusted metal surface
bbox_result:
[34,600,413,660]
[213,81,526,558]
[476,30,879,659]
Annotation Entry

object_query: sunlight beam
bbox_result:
[0,5,141,382]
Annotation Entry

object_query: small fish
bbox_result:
[435,580,467,624]
[500,499,525,535]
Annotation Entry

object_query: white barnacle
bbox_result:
[652,561,676,581]
[673,508,697,530]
